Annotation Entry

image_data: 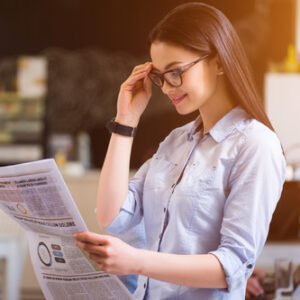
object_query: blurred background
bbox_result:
[0,0,297,169]
[0,0,300,299]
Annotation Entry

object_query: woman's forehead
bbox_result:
[150,42,198,71]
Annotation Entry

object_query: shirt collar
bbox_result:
[188,106,250,143]
[187,115,203,141]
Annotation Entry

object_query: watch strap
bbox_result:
[106,118,137,137]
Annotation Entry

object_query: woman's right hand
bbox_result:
[115,62,153,127]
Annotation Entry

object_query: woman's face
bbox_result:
[150,42,223,115]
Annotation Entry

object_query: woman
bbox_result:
[74,2,286,299]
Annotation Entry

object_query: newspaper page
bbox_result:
[0,159,133,300]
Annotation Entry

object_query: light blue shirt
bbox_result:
[111,220,146,294]
[106,106,286,300]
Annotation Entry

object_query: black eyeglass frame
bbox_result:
[148,54,209,88]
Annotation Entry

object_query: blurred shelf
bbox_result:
[0,92,44,102]
[0,144,43,163]
[0,92,46,165]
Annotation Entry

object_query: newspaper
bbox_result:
[0,159,133,300]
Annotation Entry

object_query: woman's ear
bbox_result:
[215,54,224,75]
[208,53,224,75]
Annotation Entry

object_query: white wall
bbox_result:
[296,0,300,60]
[265,73,300,166]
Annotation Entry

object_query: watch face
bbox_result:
[38,242,52,267]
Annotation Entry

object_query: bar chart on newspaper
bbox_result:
[0,159,133,300]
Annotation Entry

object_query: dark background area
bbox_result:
[0,0,254,57]
[0,0,296,168]
[0,0,294,59]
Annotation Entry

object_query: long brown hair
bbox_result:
[147,2,275,132]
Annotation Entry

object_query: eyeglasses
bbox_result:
[148,54,209,88]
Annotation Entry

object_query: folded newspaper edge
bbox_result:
[0,159,134,300]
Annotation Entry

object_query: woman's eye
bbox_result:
[169,70,180,78]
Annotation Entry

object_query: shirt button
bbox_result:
[163,207,166,213]
[247,264,253,269]
[144,283,147,288]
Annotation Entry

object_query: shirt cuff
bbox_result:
[209,247,254,292]
[105,190,137,234]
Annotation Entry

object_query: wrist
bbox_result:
[115,115,139,127]
[132,248,145,275]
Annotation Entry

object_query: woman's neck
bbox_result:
[199,79,236,133]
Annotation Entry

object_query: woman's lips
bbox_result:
[170,94,187,105]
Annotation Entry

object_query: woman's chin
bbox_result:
[174,106,198,116]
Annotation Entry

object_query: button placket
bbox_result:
[158,136,199,252]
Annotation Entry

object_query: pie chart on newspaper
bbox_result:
[37,242,52,267]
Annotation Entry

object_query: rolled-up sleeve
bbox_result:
[105,158,152,234]
[209,130,286,292]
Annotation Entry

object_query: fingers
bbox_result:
[246,277,264,297]
[89,253,120,275]
[131,63,152,79]
[132,62,152,74]
[116,61,153,121]
[245,290,251,299]
[252,268,265,283]
[74,232,115,262]
[143,75,152,96]
[126,71,150,86]
[74,234,115,273]
[75,240,107,255]
[89,253,107,262]
[125,62,152,86]
[73,232,109,245]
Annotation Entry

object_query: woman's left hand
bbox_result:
[73,232,140,275]
[245,268,265,299]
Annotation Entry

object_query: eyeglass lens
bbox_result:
[149,71,181,88]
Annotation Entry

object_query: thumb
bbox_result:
[143,76,152,97]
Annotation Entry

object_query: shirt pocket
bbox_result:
[184,162,218,194]
[183,163,224,235]
[144,154,178,191]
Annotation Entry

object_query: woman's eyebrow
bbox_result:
[152,60,183,72]
[164,61,182,70]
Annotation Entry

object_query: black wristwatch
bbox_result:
[106,118,137,137]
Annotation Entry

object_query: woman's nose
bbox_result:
[161,81,175,95]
